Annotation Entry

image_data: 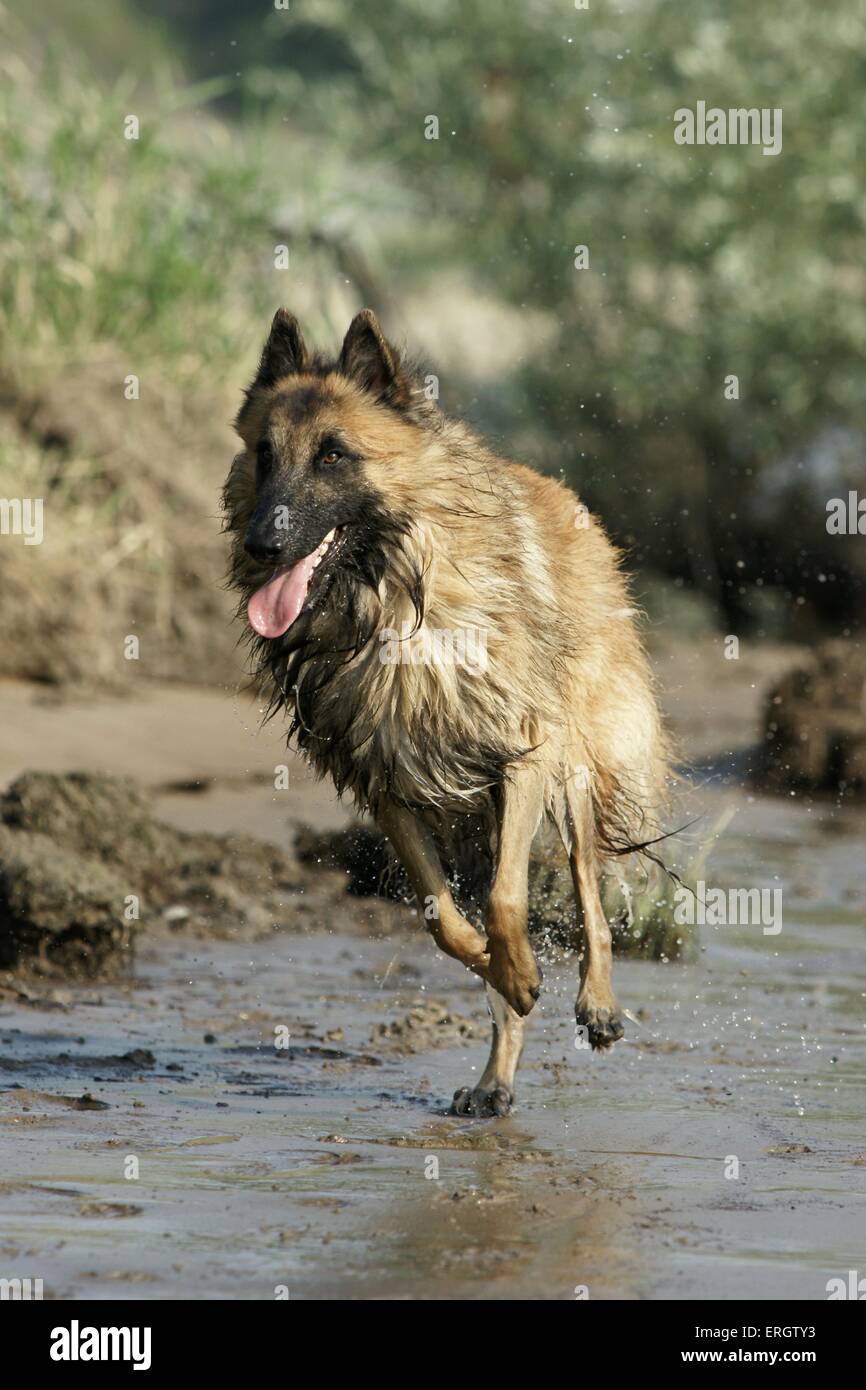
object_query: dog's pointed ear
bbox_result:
[255,309,309,389]
[235,310,310,434]
[339,310,410,409]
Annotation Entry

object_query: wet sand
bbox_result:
[1,642,864,1300]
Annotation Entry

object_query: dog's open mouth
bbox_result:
[247,525,348,639]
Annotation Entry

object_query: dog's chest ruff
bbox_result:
[293,617,514,816]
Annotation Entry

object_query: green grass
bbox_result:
[0,59,259,375]
[0,16,352,385]
[3,0,172,77]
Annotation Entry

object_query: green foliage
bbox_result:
[269,0,866,626]
[0,29,336,379]
[288,0,864,423]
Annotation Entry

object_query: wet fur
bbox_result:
[223,308,672,1089]
[225,314,669,852]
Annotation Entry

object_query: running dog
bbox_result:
[223,308,670,1115]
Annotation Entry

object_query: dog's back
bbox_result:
[500,461,670,858]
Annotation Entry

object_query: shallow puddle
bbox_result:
[0,781,864,1299]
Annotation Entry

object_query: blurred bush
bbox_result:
[266,0,865,634]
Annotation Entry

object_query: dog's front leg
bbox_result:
[451,983,526,1118]
[483,762,545,1018]
[377,804,490,977]
[379,795,537,1119]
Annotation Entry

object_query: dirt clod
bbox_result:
[0,771,349,977]
[759,640,866,794]
[373,997,484,1053]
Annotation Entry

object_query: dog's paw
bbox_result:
[451,1084,514,1118]
[575,996,625,1051]
[482,938,542,1017]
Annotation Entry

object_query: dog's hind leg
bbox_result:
[452,985,526,1117]
[566,770,625,1050]
[377,805,526,1117]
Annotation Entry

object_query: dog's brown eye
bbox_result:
[320,450,341,466]
[255,442,274,482]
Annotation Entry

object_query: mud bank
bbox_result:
[759,639,866,794]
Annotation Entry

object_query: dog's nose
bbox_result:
[244,535,285,565]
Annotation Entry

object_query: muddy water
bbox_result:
[0,661,863,1300]
[1,772,864,1300]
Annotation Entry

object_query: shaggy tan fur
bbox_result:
[223,309,671,1115]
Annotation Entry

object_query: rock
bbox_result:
[372,997,484,1052]
[0,825,132,973]
[0,772,164,872]
[758,640,866,793]
[0,771,318,976]
[294,822,393,896]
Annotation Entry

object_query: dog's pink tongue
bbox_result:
[247,551,319,638]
